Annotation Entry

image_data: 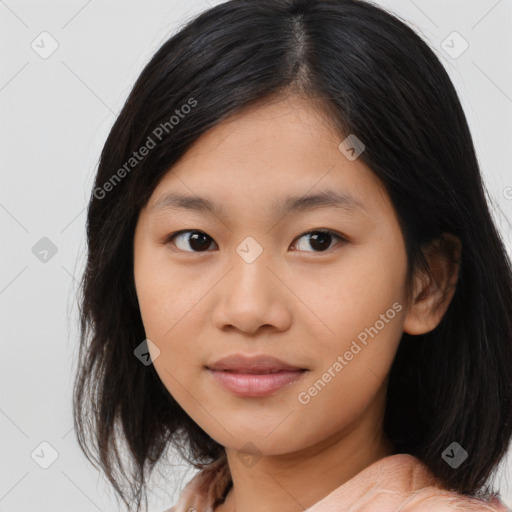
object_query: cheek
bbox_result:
[289,310,403,450]
[292,235,407,398]
[133,246,210,389]
[289,245,406,343]
[136,277,203,378]
[134,245,195,338]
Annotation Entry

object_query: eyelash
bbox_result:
[163,229,347,254]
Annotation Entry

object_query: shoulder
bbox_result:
[381,487,510,512]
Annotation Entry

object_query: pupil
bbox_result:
[309,231,331,251]
[189,232,210,251]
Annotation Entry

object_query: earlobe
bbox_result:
[403,233,461,335]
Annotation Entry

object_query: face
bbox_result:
[133,94,410,456]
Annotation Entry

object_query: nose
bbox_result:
[211,253,293,335]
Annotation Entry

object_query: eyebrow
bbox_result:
[148,189,368,217]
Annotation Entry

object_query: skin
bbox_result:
[133,94,460,512]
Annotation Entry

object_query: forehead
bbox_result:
[144,95,391,221]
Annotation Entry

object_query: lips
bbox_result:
[206,354,308,397]
[207,354,306,373]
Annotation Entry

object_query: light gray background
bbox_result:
[1,0,511,510]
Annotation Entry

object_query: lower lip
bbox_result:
[208,369,307,397]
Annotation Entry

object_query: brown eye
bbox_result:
[166,230,217,252]
[165,229,346,254]
[292,230,345,252]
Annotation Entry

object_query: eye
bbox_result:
[165,230,217,252]
[291,229,346,253]
[164,229,346,254]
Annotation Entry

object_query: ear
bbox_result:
[403,233,461,335]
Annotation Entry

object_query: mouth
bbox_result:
[207,369,308,397]
[206,354,308,397]
[207,354,307,373]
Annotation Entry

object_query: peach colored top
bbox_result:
[164,453,510,512]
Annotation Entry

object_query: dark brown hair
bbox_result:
[73,1,512,510]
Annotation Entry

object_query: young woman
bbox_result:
[73,1,512,511]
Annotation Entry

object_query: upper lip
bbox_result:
[207,354,306,373]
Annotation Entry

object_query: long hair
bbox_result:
[73,1,512,510]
